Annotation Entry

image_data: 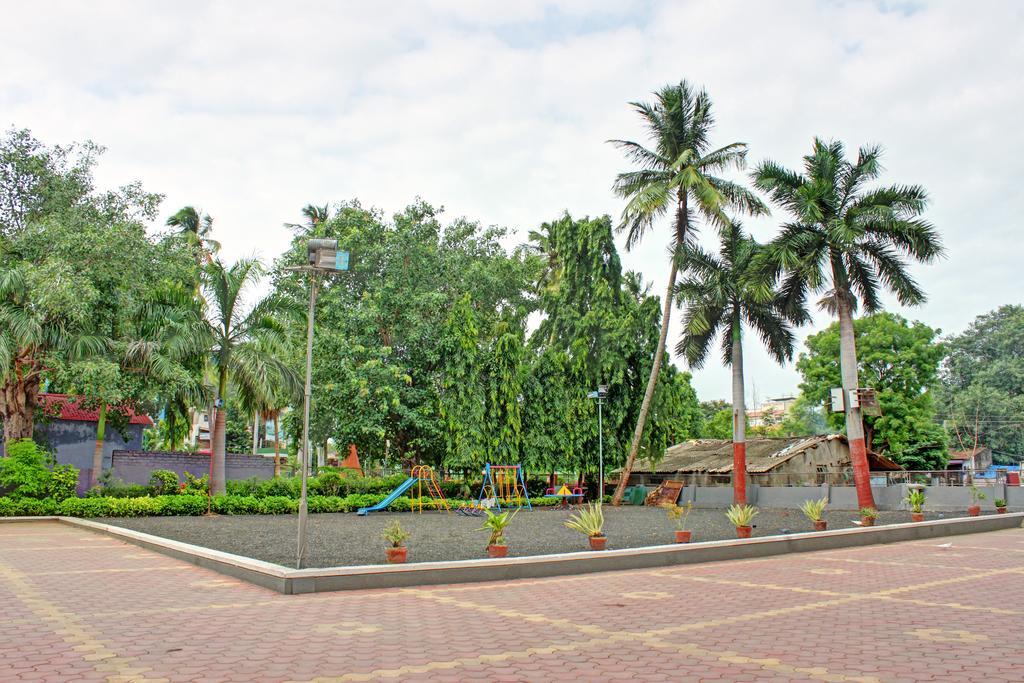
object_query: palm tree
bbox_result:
[167,206,220,266]
[677,221,807,504]
[285,204,331,234]
[202,257,296,494]
[608,80,767,505]
[753,138,943,510]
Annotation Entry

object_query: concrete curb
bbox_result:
[6,513,1022,594]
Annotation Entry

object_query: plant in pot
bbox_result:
[663,501,693,543]
[904,489,926,522]
[859,507,878,526]
[725,504,758,539]
[479,509,516,558]
[968,485,985,516]
[994,498,1008,514]
[382,519,411,564]
[800,497,829,531]
[564,502,606,550]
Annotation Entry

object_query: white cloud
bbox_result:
[2,0,1021,403]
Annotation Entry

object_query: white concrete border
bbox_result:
[4,513,1021,594]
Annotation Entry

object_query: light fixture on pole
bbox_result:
[288,238,349,569]
[587,384,609,501]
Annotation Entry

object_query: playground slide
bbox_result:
[356,477,417,516]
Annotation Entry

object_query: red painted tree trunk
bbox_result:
[836,294,875,511]
[731,326,747,506]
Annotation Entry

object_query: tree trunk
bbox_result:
[837,296,875,510]
[252,411,259,455]
[611,259,679,505]
[89,403,108,489]
[211,368,228,495]
[1,373,41,449]
[273,413,282,477]
[730,322,747,506]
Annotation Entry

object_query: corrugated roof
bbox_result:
[630,435,902,474]
[40,394,154,427]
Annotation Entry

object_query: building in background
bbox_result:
[747,396,797,428]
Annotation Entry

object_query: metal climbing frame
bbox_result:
[411,465,450,513]
[477,463,532,511]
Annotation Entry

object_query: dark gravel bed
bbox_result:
[101,506,954,568]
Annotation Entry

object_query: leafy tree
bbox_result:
[797,312,947,470]
[940,305,1024,460]
[677,220,804,503]
[755,139,943,506]
[0,132,167,445]
[609,80,767,504]
[701,407,734,439]
[438,294,486,468]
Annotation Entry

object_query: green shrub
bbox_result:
[0,439,76,499]
[156,495,208,516]
[258,496,298,514]
[48,464,80,501]
[148,470,179,495]
[309,467,347,497]
[0,496,59,516]
[182,472,209,495]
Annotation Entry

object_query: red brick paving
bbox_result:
[1,521,1022,682]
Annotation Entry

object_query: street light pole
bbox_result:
[291,238,349,570]
[588,385,608,502]
[295,272,319,569]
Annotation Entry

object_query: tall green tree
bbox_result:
[166,206,220,267]
[797,312,947,470]
[609,80,767,504]
[202,258,295,494]
[940,305,1024,460]
[754,138,943,508]
[677,221,804,504]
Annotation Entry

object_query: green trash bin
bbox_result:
[626,486,647,505]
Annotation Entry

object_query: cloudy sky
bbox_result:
[3,0,1022,403]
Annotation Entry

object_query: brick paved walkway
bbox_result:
[1,521,1022,682]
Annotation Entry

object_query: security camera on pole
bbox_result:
[287,238,349,569]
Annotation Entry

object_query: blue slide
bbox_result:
[357,477,417,516]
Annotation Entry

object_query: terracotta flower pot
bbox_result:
[736,526,752,539]
[968,505,981,517]
[813,520,827,532]
[385,546,407,564]
[674,530,692,544]
[911,512,924,522]
[997,506,1008,514]
[487,544,508,558]
[860,516,875,527]
[589,535,607,551]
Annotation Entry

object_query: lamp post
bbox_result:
[587,385,608,501]
[289,238,349,569]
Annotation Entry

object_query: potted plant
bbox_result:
[382,519,411,564]
[859,507,878,526]
[479,509,516,558]
[663,501,693,543]
[564,502,606,550]
[968,485,985,516]
[725,504,758,539]
[800,497,828,531]
[904,489,926,522]
[995,498,1008,514]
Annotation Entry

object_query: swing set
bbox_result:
[474,463,532,511]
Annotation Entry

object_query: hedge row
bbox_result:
[0,494,564,518]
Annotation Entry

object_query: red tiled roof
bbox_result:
[39,394,154,427]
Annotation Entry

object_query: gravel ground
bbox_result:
[102,506,954,568]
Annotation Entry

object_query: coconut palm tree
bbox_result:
[202,257,296,494]
[753,138,943,510]
[285,204,331,235]
[677,221,807,504]
[608,80,768,505]
[167,206,220,266]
